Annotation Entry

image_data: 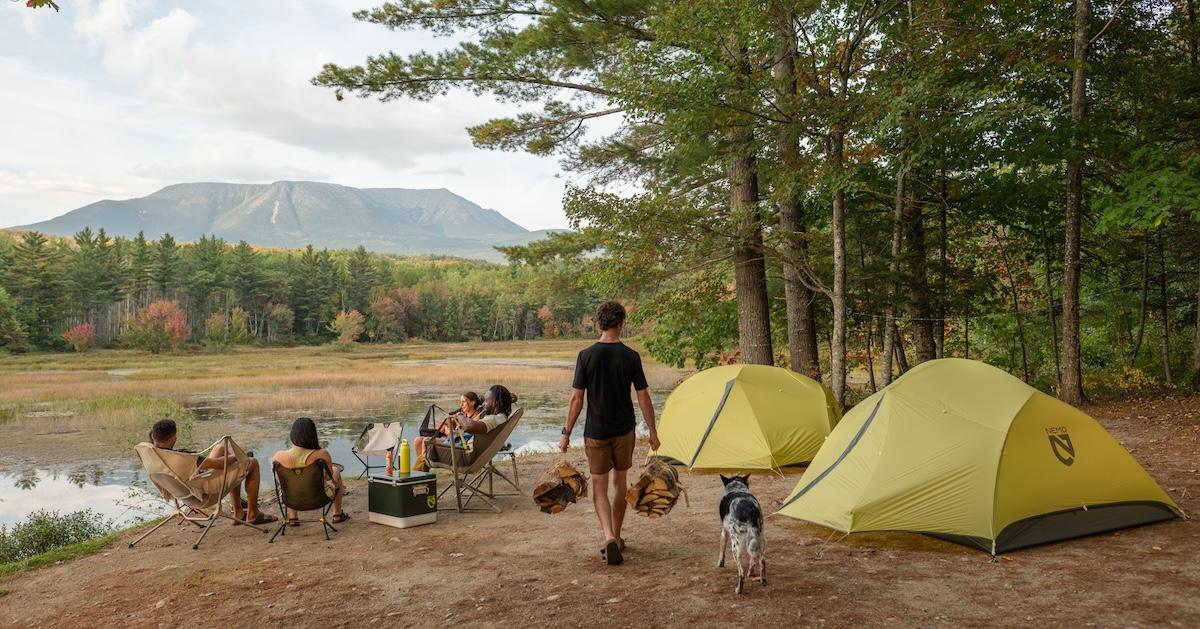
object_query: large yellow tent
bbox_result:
[778,358,1183,554]
[656,364,841,470]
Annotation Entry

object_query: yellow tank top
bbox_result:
[288,446,315,468]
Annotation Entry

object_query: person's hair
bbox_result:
[461,391,481,408]
[289,417,321,450]
[150,418,177,444]
[595,301,626,331]
[485,385,516,417]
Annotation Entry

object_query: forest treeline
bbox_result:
[316,0,1200,400]
[0,229,599,350]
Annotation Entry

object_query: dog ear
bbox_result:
[740,473,750,487]
[719,474,729,485]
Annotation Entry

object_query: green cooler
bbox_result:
[368,471,438,528]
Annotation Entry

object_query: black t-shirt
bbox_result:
[572,341,649,439]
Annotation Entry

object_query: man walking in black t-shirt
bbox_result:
[560,301,659,565]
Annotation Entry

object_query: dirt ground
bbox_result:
[2,395,1197,629]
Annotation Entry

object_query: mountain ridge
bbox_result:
[18,181,554,261]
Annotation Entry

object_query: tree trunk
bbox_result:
[893,326,910,373]
[904,181,937,363]
[1192,265,1200,390]
[999,230,1031,382]
[1130,231,1150,366]
[937,178,948,358]
[858,239,877,392]
[882,170,905,386]
[963,306,970,358]
[1059,0,1090,405]
[830,126,848,403]
[729,137,774,366]
[1041,211,1061,390]
[1158,230,1172,384]
[773,37,821,379]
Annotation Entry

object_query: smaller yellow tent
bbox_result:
[656,365,841,470]
[778,359,1183,553]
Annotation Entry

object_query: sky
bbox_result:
[0,0,572,231]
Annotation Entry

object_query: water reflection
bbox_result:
[1,466,164,528]
[14,469,40,491]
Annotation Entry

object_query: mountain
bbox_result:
[17,181,557,261]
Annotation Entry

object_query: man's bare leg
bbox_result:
[610,468,629,543]
[331,465,345,515]
[591,471,616,543]
[243,458,262,520]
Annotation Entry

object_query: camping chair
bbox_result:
[426,408,524,513]
[417,404,453,439]
[351,422,404,478]
[269,459,339,543]
[129,436,268,550]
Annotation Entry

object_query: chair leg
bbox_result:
[352,451,369,479]
[129,507,181,548]
[269,520,286,543]
[509,454,520,491]
[192,515,219,550]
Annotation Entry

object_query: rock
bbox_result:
[155,600,166,609]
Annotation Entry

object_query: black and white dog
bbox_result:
[718,474,765,594]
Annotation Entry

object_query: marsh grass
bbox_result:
[0,340,689,441]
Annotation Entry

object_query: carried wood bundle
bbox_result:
[626,456,687,518]
[532,459,589,514]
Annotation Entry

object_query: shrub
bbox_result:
[329,309,365,345]
[0,509,113,564]
[0,287,26,349]
[228,307,253,345]
[266,302,294,344]
[62,322,96,352]
[119,300,189,353]
[203,311,230,349]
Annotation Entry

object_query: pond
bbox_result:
[0,390,656,529]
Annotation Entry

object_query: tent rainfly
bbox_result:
[777,358,1184,554]
[656,364,841,470]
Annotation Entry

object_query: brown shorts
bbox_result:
[584,429,636,475]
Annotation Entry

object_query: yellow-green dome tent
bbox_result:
[656,364,841,470]
[778,358,1183,554]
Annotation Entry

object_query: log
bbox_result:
[532,459,589,514]
[626,456,687,518]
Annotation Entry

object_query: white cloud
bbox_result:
[0,0,572,231]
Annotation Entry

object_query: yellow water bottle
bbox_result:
[398,439,411,476]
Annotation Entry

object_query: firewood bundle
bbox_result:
[532,459,589,514]
[626,456,686,518]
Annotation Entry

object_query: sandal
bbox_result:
[331,512,351,524]
[601,539,623,566]
[288,518,301,527]
[244,513,279,526]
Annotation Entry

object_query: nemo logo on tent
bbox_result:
[1046,427,1075,466]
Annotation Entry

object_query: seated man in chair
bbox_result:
[148,419,277,525]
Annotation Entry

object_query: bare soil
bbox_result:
[2,395,1197,629]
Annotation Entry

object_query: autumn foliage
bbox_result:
[120,300,189,353]
[62,322,96,352]
[329,310,365,345]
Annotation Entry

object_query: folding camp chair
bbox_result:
[269,459,339,543]
[129,436,267,550]
[426,408,524,513]
[417,404,451,438]
[351,422,404,479]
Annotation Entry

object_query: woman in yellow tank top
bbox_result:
[271,417,349,525]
